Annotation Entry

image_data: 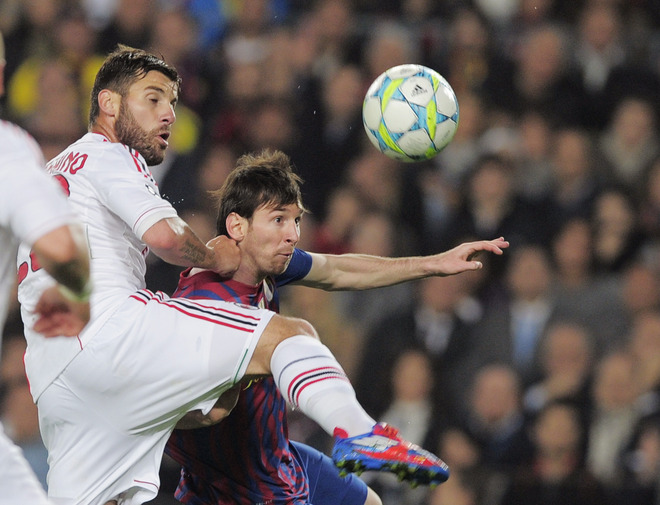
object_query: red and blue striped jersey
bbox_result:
[165,249,314,505]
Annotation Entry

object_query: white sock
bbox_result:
[270,335,375,437]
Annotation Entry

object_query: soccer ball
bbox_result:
[362,64,459,162]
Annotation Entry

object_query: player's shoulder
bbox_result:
[0,120,42,162]
[49,133,148,175]
[71,133,134,160]
[0,119,30,140]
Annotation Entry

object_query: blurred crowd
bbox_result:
[4,0,660,504]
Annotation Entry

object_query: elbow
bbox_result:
[147,234,179,254]
[142,218,183,254]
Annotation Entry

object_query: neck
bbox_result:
[231,268,263,286]
[90,122,118,143]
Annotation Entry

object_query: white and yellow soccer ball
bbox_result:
[362,64,459,162]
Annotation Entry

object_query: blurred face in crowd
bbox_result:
[471,365,520,429]
[534,403,581,456]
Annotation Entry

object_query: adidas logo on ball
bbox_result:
[411,84,427,96]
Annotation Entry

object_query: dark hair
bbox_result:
[211,149,307,236]
[88,44,181,127]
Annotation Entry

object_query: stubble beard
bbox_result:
[115,100,167,166]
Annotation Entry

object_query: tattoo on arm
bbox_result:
[181,238,210,267]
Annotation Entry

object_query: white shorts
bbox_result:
[36,290,274,505]
[0,423,51,505]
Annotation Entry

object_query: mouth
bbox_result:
[157,131,170,147]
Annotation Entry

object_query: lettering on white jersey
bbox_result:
[48,151,88,175]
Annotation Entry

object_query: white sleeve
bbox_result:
[86,148,178,240]
[0,133,75,247]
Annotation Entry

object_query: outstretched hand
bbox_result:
[208,235,241,278]
[33,286,91,337]
[437,237,509,276]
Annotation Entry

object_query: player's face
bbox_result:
[115,70,177,165]
[241,203,302,280]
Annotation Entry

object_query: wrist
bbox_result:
[57,279,93,303]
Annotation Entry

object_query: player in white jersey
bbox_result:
[0,30,92,505]
[17,45,509,505]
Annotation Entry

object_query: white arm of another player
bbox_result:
[298,237,509,291]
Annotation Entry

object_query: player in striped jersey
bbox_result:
[165,150,510,504]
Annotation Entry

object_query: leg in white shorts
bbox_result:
[37,290,274,505]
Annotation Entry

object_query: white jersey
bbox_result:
[0,119,75,505]
[17,132,178,400]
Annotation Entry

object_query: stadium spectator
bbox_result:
[459,364,533,472]
[466,244,559,386]
[500,401,607,505]
[586,350,641,494]
[523,321,595,427]
[354,272,483,421]
[550,216,628,350]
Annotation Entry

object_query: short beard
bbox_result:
[115,100,166,166]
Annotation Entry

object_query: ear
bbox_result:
[97,89,120,118]
[226,212,246,242]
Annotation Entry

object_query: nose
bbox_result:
[162,104,176,125]
[285,222,300,244]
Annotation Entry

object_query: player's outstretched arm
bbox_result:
[31,223,92,337]
[299,237,509,291]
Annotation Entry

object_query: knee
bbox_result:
[247,315,321,376]
[268,315,319,347]
[282,316,319,342]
